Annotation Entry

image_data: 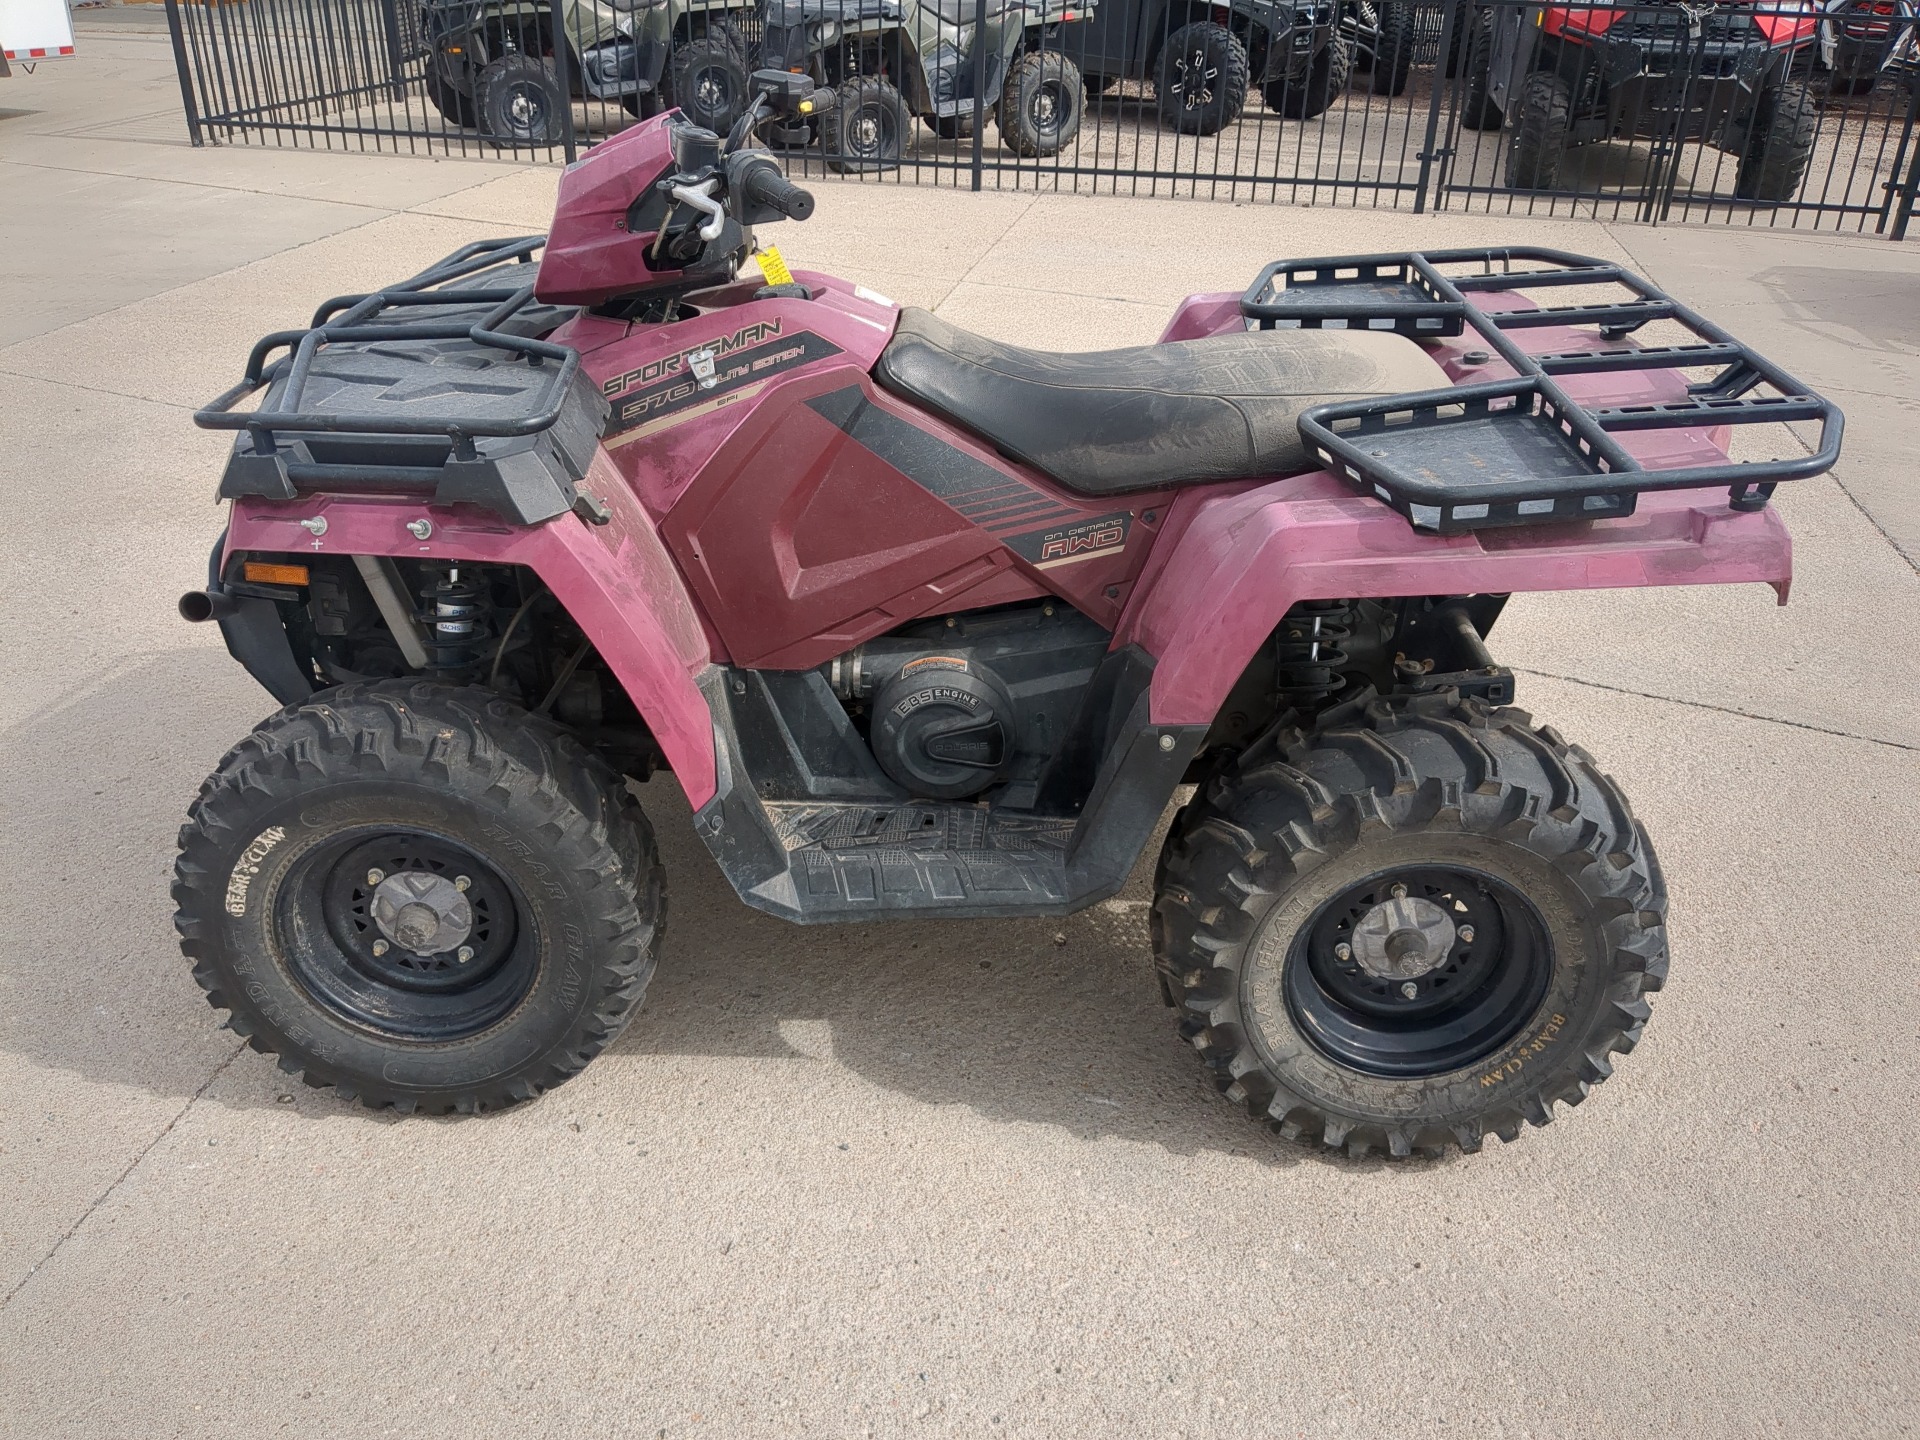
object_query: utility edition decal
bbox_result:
[603,320,843,444]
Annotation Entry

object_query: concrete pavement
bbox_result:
[2,19,1918,1438]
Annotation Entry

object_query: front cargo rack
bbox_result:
[197,236,606,527]
[1243,247,1843,532]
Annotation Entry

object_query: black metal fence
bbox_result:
[165,0,1920,235]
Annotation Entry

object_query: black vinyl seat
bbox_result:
[873,306,1450,496]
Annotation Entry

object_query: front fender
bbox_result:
[1117,473,1793,728]
[224,449,721,807]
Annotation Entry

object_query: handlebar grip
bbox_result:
[742,164,815,222]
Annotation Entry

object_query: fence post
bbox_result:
[163,0,207,147]
[1413,0,1463,213]
[969,0,987,191]
[1881,78,1920,237]
[549,0,578,163]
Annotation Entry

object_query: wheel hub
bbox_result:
[371,871,473,956]
[1349,893,1456,981]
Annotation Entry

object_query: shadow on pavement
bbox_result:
[0,649,1419,1171]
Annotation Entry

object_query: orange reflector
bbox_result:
[244,561,310,586]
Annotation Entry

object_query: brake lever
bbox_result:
[668,178,727,242]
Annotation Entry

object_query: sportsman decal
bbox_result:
[603,323,844,444]
[1004,513,1132,569]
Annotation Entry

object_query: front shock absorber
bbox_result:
[422,568,492,673]
[1274,599,1354,713]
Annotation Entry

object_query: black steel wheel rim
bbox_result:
[506,81,548,137]
[1282,865,1553,1078]
[848,102,896,159]
[278,829,535,1042]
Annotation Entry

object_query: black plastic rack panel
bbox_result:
[1242,247,1844,533]
[197,236,606,527]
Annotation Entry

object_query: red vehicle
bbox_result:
[174,75,1840,1157]
[1463,0,1822,201]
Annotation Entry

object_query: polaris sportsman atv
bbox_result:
[758,0,1089,166]
[175,71,1840,1157]
[1463,0,1821,202]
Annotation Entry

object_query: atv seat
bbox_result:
[873,307,1449,495]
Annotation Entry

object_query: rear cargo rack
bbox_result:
[1243,247,1843,532]
[197,236,606,526]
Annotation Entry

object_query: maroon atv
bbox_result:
[1464,0,1822,201]
[174,73,1839,1157]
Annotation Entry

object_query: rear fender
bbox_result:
[223,450,721,807]
[1117,473,1793,728]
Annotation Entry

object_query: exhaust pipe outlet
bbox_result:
[179,589,237,623]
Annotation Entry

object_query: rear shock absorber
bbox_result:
[422,568,491,673]
[1273,599,1355,713]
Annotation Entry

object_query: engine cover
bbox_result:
[870,658,1014,800]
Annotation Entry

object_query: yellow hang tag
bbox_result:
[757,245,795,287]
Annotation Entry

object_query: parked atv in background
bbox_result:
[759,0,1088,167]
[1462,0,1820,202]
[1816,0,1916,93]
[420,0,758,144]
[176,71,1841,1157]
[1059,0,1348,132]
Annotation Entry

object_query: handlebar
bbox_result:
[741,163,815,222]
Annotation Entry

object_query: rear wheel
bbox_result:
[828,76,908,172]
[476,54,569,146]
[1156,22,1249,135]
[1506,71,1572,189]
[1736,79,1818,203]
[1001,49,1086,154]
[1153,693,1667,1158]
[669,34,750,134]
[1458,6,1503,130]
[1264,34,1353,119]
[172,681,665,1114]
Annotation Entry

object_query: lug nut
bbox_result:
[367,868,385,886]
[1390,882,1408,899]
[1459,925,1475,944]
[1334,943,1353,962]
[372,939,389,957]
[1400,981,1419,1000]
[454,875,471,892]
[457,946,475,964]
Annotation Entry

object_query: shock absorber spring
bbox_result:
[1274,599,1355,712]
[422,568,491,672]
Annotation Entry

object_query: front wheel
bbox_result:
[828,76,908,172]
[1264,34,1353,119]
[1001,49,1086,154]
[1156,22,1249,135]
[1153,693,1667,1158]
[172,681,664,1114]
[475,55,570,147]
[669,34,750,135]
